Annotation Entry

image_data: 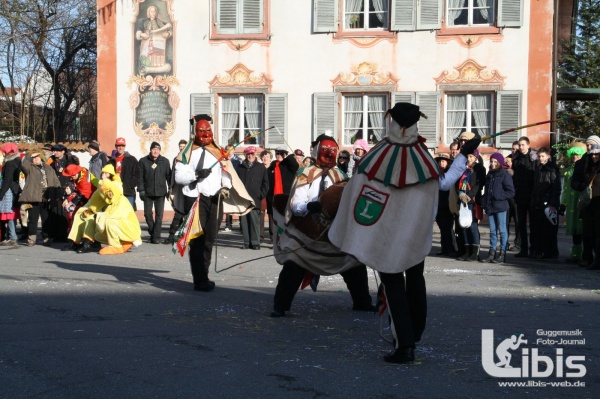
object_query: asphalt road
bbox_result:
[0,224,598,398]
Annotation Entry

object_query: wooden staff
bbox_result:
[480,114,589,142]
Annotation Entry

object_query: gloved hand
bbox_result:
[558,204,566,216]
[459,132,482,157]
[196,168,212,179]
[219,187,230,199]
[459,193,471,204]
[306,201,322,214]
[139,191,146,201]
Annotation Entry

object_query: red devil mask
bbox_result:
[194,120,213,147]
[316,139,338,169]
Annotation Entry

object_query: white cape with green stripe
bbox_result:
[328,137,441,273]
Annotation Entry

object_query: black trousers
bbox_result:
[516,201,534,253]
[379,261,427,350]
[240,209,261,247]
[143,195,165,240]
[273,261,372,312]
[507,198,519,246]
[27,202,48,237]
[45,206,68,241]
[531,208,559,257]
[436,209,457,254]
[184,194,219,284]
[581,207,595,262]
[168,210,184,237]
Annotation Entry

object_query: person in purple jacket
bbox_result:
[481,152,515,264]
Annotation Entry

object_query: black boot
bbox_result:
[586,239,600,270]
[493,251,506,264]
[467,245,480,262]
[457,245,472,261]
[162,234,174,245]
[482,249,496,263]
[77,239,93,253]
[383,347,415,364]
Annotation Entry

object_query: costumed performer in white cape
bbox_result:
[270,134,374,317]
[174,114,254,292]
[328,103,481,363]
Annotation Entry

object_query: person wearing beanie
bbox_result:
[138,141,171,244]
[586,135,600,149]
[347,138,369,178]
[481,152,515,263]
[561,142,588,263]
[87,141,108,181]
[329,103,481,364]
[109,137,140,209]
[0,143,21,246]
[270,134,374,318]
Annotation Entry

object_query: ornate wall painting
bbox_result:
[129,0,179,153]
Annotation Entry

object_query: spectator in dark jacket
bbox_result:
[530,147,561,260]
[571,135,600,268]
[0,143,21,245]
[45,144,79,244]
[138,141,171,244]
[266,148,299,242]
[435,154,458,257]
[481,152,515,263]
[512,136,538,258]
[236,146,269,250]
[109,137,140,208]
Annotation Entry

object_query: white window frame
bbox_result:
[343,0,390,31]
[446,0,495,27]
[444,91,494,145]
[219,94,264,147]
[341,93,388,146]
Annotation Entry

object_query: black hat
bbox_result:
[275,147,288,155]
[189,114,212,125]
[51,144,67,152]
[385,103,424,128]
[88,141,100,152]
[42,143,53,151]
[293,149,305,157]
[150,141,161,150]
[311,134,338,149]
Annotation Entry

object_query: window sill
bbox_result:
[437,26,501,36]
[335,30,395,38]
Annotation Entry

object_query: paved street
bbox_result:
[0,223,598,398]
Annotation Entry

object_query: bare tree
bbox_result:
[0,0,97,142]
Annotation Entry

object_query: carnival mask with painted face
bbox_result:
[316,139,338,169]
[194,120,213,147]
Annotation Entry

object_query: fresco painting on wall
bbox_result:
[129,0,179,153]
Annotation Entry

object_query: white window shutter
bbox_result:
[191,93,214,118]
[416,92,440,148]
[265,94,287,148]
[313,93,338,141]
[313,0,338,33]
[495,90,521,148]
[392,92,416,106]
[217,0,238,34]
[242,0,263,34]
[391,0,416,31]
[416,0,441,30]
[497,0,523,28]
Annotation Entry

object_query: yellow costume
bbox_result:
[68,165,141,255]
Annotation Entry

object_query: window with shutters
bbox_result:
[219,94,265,146]
[446,0,494,26]
[342,93,388,146]
[212,0,267,39]
[444,92,493,144]
[344,0,389,30]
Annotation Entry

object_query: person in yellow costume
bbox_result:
[68,164,140,254]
